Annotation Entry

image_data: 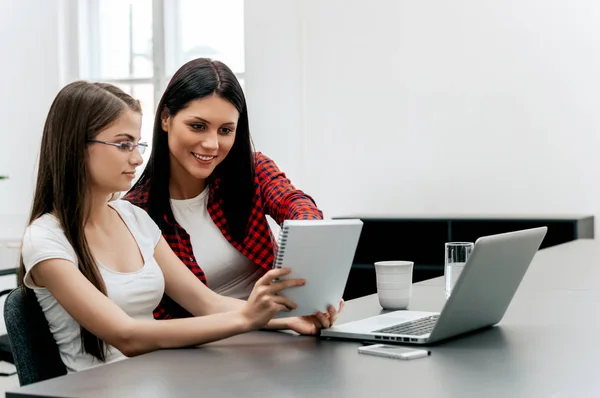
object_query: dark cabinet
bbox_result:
[334,215,594,300]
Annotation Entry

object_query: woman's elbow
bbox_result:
[109,323,149,358]
[115,340,145,358]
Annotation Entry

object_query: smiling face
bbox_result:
[86,109,144,195]
[162,94,239,195]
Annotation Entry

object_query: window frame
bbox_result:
[78,0,246,110]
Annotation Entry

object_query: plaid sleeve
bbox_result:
[255,152,323,224]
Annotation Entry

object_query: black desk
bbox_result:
[335,214,594,299]
[7,239,600,398]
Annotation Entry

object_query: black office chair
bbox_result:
[4,287,67,386]
[0,288,15,370]
[0,267,19,368]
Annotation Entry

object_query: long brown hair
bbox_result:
[17,81,142,361]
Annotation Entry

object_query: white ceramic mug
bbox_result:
[374,261,413,310]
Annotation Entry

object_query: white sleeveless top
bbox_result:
[21,200,165,372]
[170,186,265,299]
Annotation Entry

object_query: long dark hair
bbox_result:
[132,58,255,241]
[17,81,142,362]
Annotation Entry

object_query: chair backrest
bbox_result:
[4,287,67,386]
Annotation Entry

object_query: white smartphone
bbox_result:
[358,344,430,360]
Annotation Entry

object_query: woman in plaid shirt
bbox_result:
[124,58,342,335]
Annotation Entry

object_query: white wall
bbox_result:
[2,1,598,236]
[244,0,307,187]
[246,0,600,223]
[0,0,61,238]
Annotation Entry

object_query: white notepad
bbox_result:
[272,219,363,318]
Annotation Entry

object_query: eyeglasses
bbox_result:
[87,139,148,155]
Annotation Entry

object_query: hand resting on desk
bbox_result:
[283,299,345,335]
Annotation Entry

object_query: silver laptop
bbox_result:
[321,227,547,345]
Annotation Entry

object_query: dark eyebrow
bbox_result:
[114,133,136,140]
[189,116,236,126]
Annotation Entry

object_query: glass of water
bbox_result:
[444,242,474,299]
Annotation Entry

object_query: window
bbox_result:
[77,0,245,163]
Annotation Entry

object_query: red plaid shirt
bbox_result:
[123,152,323,319]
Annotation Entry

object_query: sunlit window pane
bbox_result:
[98,0,153,79]
[172,0,245,74]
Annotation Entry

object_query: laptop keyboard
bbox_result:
[373,315,440,336]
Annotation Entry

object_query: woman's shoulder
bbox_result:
[22,213,77,270]
[253,151,274,166]
[109,199,150,222]
[25,213,64,240]
[109,200,162,243]
[252,151,283,176]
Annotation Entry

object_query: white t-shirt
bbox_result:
[21,200,165,373]
[170,186,265,299]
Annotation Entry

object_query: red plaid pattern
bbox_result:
[124,152,323,319]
